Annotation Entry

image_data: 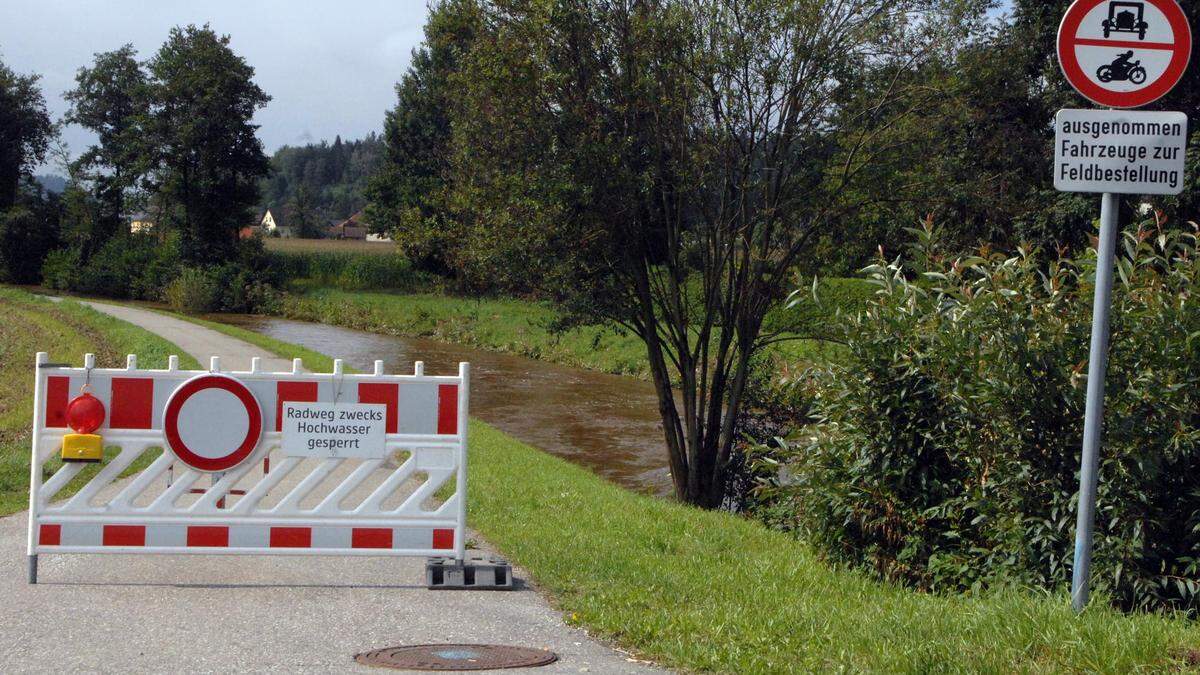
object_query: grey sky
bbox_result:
[0,0,430,174]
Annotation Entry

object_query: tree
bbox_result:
[143,25,271,264]
[63,45,148,256]
[451,0,981,506]
[288,183,323,238]
[0,187,60,283]
[259,135,384,222]
[0,60,53,211]
[366,0,481,275]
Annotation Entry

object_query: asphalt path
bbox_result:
[0,300,659,674]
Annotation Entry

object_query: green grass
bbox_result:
[277,288,653,376]
[272,280,875,378]
[157,300,1200,672]
[0,288,200,515]
[468,422,1200,672]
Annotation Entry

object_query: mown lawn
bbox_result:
[160,306,1200,673]
[0,289,199,515]
[468,421,1200,673]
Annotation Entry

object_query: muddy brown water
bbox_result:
[217,315,674,496]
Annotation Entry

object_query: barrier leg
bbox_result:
[28,554,37,584]
[426,554,513,590]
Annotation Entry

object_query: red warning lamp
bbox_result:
[62,392,105,462]
[67,393,105,434]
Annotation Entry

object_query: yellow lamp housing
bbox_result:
[61,434,103,463]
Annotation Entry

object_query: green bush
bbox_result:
[40,247,81,290]
[762,277,877,340]
[162,262,281,314]
[70,234,181,299]
[757,224,1200,614]
[164,267,219,313]
[42,235,279,313]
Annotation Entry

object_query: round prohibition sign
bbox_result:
[1057,0,1192,108]
[163,374,263,472]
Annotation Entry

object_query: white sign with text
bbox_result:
[281,402,387,458]
[1054,108,1188,195]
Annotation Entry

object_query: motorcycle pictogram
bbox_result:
[1096,50,1148,84]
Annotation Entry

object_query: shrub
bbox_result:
[756,222,1200,614]
[43,235,279,312]
[762,277,877,340]
[162,261,281,314]
[726,352,815,515]
[40,247,81,290]
[164,267,219,313]
[72,234,180,299]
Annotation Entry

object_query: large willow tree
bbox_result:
[449,0,985,506]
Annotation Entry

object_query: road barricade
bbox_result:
[26,352,476,584]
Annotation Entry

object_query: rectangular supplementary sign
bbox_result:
[1054,109,1188,195]
[281,402,387,458]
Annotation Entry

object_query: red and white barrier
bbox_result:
[26,352,470,581]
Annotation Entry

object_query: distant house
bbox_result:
[257,208,294,238]
[128,212,156,234]
[327,210,369,240]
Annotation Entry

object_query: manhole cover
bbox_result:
[354,644,558,671]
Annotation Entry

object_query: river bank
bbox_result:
[148,302,1200,672]
[267,278,871,380]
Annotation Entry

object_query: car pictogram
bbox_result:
[1103,1,1150,40]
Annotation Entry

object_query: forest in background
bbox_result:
[257,134,384,229]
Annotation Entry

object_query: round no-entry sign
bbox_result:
[164,374,263,472]
[1058,0,1192,108]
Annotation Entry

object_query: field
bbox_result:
[159,308,1200,673]
[263,237,397,254]
[0,289,199,515]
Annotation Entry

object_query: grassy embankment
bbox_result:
[275,282,869,376]
[162,306,1200,673]
[0,289,200,515]
[264,240,872,377]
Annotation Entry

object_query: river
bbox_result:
[218,315,674,496]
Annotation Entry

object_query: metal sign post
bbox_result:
[1055,0,1191,612]
[1070,192,1118,612]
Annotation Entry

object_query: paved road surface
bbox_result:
[0,300,658,674]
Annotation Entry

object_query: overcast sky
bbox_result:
[0,0,430,174]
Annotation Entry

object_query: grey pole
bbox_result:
[1071,191,1119,613]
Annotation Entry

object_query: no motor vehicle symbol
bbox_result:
[1058,0,1192,108]
[164,374,263,472]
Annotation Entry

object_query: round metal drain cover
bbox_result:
[354,644,558,671]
